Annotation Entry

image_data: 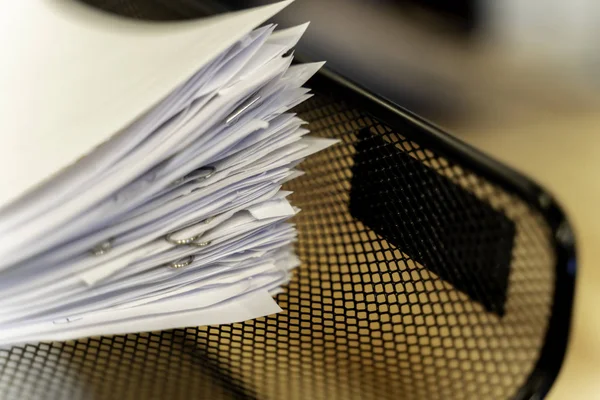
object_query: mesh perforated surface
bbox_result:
[0,84,556,399]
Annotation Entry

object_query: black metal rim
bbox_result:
[307,66,577,400]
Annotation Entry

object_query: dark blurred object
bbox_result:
[229,0,480,35]
[80,0,224,19]
[386,0,479,34]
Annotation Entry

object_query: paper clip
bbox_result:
[91,238,114,256]
[165,217,213,247]
[165,232,202,246]
[184,166,215,182]
[225,94,261,126]
[169,255,195,269]
[190,239,212,248]
[172,166,215,187]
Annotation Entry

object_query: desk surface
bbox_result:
[453,112,600,399]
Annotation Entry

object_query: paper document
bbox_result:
[0,0,336,346]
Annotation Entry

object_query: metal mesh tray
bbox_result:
[0,3,576,398]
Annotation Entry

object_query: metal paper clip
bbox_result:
[165,232,200,246]
[225,94,261,126]
[190,239,212,248]
[165,217,213,247]
[172,165,216,187]
[169,255,195,269]
[91,238,114,256]
[185,166,216,182]
[172,166,216,186]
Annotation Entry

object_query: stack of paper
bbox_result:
[0,0,334,346]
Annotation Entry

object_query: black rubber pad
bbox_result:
[350,128,515,316]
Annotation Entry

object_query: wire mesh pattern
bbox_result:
[0,86,555,399]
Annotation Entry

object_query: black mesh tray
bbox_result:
[0,8,576,398]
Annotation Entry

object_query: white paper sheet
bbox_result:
[0,290,282,347]
[0,1,338,346]
[0,0,292,209]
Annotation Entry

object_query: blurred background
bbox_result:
[225,0,600,134]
